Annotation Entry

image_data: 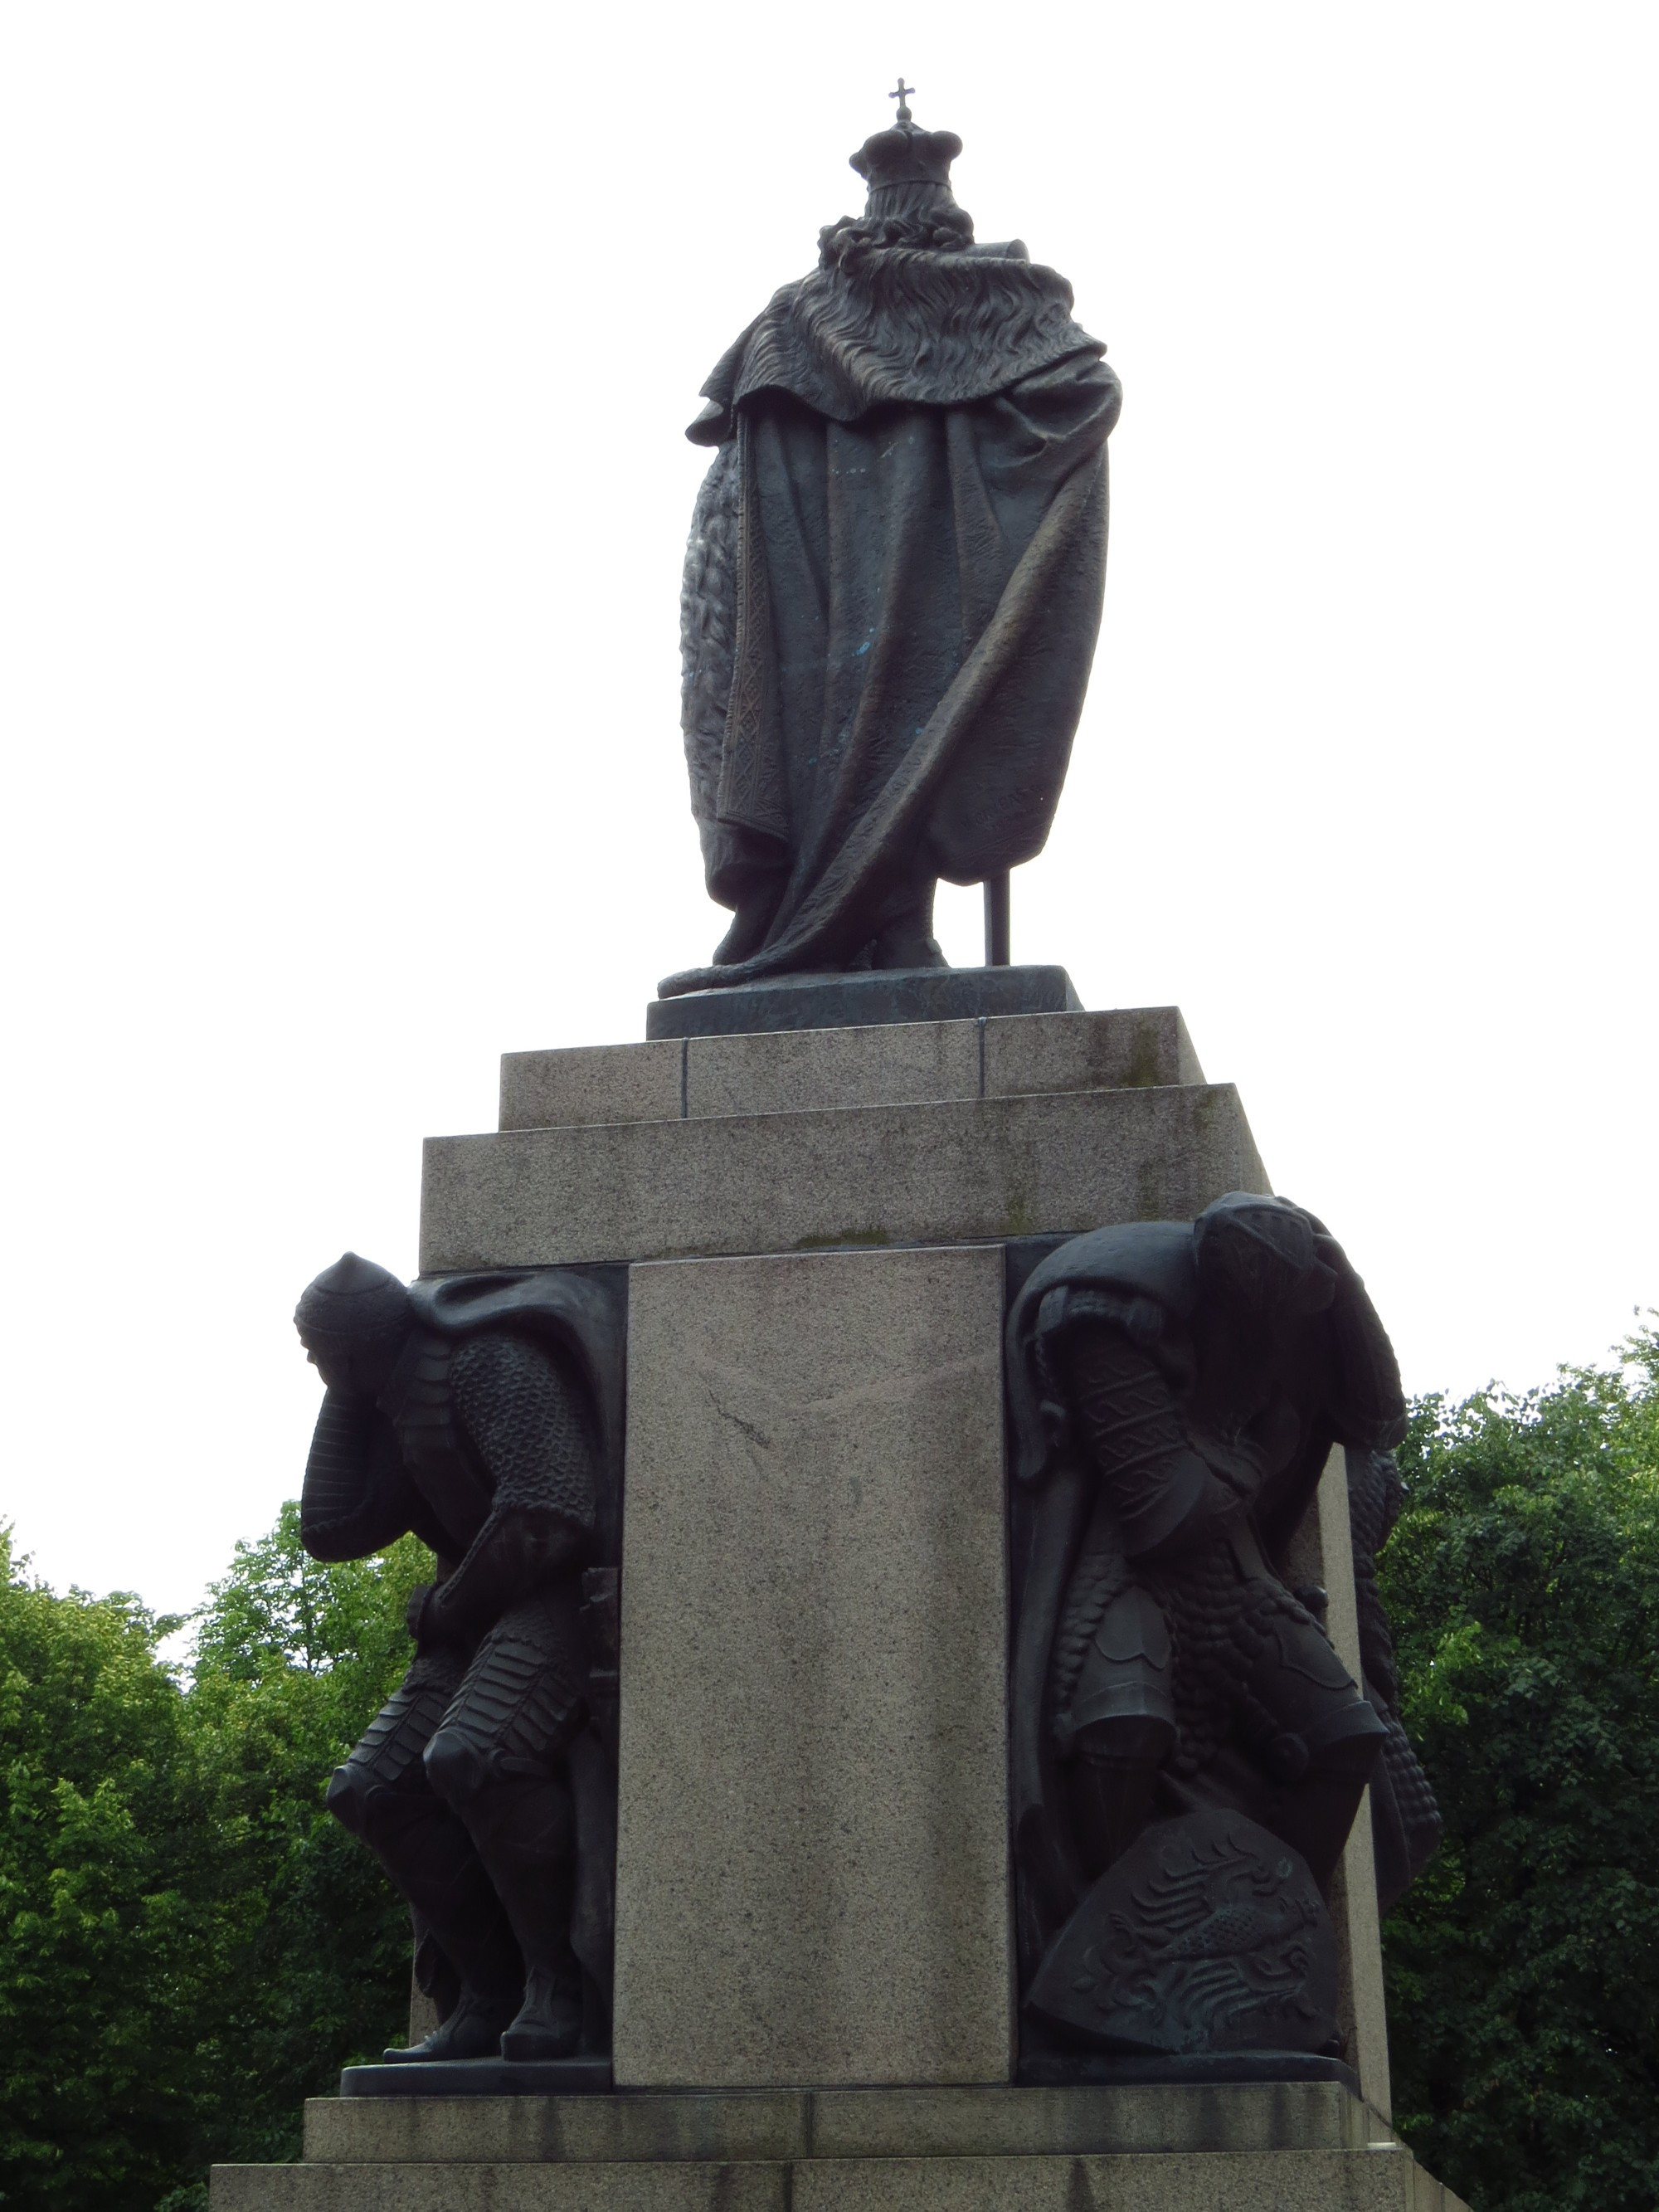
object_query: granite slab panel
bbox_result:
[684,1019,980,1120]
[983,1008,1204,1097]
[786,2146,1443,2212]
[804,2081,1387,2161]
[424,1083,1270,1270]
[300,2080,1387,2166]
[612,1246,1012,2088]
[499,1010,1206,1133]
[214,2147,1463,2212]
[500,1040,683,1132]
[1281,1447,1393,2120]
[209,2164,786,2210]
[304,2090,807,2166]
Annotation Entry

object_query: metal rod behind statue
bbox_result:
[985,871,1011,967]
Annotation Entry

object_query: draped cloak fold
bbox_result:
[664,243,1121,996]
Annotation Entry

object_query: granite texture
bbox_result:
[786,2146,1459,2212]
[212,2146,1467,2211]
[1282,1447,1393,2120]
[983,1006,1204,1097]
[500,1040,683,1132]
[210,2165,786,2210]
[805,2082,1384,2161]
[304,2092,807,2167]
[612,1246,1013,2088]
[424,1083,1270,1270]
[497,1009,1206,1134]
[685,1018,980,1120]
[300,2080,1390,2166]
[645,963,1081,1039]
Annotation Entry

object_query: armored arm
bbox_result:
[1060,1297,1239,1561]
[418,1331,598,1649]
[300,1390,418,1562]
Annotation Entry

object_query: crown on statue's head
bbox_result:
[849,119,963,194]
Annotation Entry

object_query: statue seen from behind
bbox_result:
[666,87,1120,996]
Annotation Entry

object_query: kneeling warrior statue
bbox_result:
[294,1255,621,2063]
[1005,1194,1440,2066]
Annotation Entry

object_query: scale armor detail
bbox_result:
[450,1333,598,1534]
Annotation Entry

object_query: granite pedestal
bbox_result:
[211,2079,1468,2209]
[615,1244,1012,2088]
[642,962,1081,1039]
[214,991,1452,2208]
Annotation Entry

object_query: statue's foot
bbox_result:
[868,928,949,972]
[382,1988,518,2063]
[499,1972,582,2063]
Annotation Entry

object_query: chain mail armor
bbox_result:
[1057,1323,1372,1788]
[302,1310,606,2062]
[1004,1191,1423,2049]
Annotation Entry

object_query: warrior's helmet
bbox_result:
[1192,1193,1338,1321]
[294,1251,413,1352]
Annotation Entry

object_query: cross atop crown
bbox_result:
[851,85,962,195]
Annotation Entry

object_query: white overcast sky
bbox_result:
[2,2,1654,1620]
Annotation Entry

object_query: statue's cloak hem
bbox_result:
[662,247,1120,999]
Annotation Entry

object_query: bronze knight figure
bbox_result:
[293,1255,623,2065]
[1005,1194,1440,2068]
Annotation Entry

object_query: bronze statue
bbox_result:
[664,86,1119,996]
[293,1255,623,2064]
[1005,1195,1439,2068]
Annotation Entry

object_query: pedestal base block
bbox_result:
[645,964,1082,1039]
[210,2083,1468,2210]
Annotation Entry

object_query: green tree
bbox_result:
[0,1509,428,2210]
[182,1505,431,2171]
[1381,1325,1659,2212]
[0,1530,210,2209]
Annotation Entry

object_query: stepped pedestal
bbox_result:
[213,995,1453,2209]
[209,2079,1470,2209]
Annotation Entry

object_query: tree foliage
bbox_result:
[1381,1324,1659,2212]
[5,1334,1659,2210]
[0,1509,429,2210]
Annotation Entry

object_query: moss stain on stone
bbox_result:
[792,1226,893,1250]
[1122,1016,1164,1089]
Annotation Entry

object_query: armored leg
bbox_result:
[1238,1609,1388,1888]
[327,1649,524,2060]
[1064,1585,1177,1877]
[424,1587,590,2061]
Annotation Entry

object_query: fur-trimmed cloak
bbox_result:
[664,241,1121,996]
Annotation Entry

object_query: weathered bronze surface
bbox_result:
[294,1255,623,2066]
[664,100,1119,997]
[1005,1195,1439,2074]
